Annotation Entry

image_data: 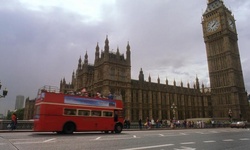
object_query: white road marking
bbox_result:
[95,137,101,140]
[91,136,140,141]
[43,138,56,143]
[119,144,174,150]
[174,146,196,150]
[239,138,249,141]
[180,133,187,135]
[223,139,234,142]
[133,135,136,138]
[159,134,164,136]
[180,142,195,145]
[203,140,216,143]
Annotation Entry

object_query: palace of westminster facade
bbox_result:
[59,0,250,122]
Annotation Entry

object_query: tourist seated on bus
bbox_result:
[80,88,89,97]
[96,92,101,98]
[108,92,114,100]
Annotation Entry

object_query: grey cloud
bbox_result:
[0,0,249,114]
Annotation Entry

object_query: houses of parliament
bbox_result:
[59,0,250,122]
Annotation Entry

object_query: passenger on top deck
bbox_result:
[108,92,113,100]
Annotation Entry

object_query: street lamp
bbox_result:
[171,103,177,120]
[0,81,8,98]
[228,109,232,122]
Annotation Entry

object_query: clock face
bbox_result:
[207,19,220,32]
[228,19,234,30]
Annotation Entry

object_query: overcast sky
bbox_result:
[0,0,249,115]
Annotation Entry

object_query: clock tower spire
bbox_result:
[202,1,250,121]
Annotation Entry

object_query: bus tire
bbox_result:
[114,124,122,133]
[63,122,75,134]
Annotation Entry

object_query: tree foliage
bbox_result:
[6,108,25,120]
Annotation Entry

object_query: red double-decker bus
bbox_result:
[33,86,124,134]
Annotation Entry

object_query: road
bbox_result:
[0,128,249,150]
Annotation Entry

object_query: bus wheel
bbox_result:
[63,122,75,134]
[114,124,122,133]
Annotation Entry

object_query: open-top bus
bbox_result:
[33,85,124,134]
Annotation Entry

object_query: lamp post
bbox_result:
[0,81,8,98]
[171,103,177,120]
[228,109,232,122]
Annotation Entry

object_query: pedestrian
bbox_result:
[124,119,127,129]
[11,113,17,130]
[146,117,150,129]
[127,119,131,129]
[138,118,142,130]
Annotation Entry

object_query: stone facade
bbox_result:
[202,0,250,121]
[23,97,35,120]
[60,36,212,122]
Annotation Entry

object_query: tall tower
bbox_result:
[93,36,131,95]
[15,95,25,109]
[202,0,250,121]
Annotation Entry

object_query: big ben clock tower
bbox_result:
[202,0,250,121]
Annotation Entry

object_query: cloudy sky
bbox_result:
[0,0,249,115]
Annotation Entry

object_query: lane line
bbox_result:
[203,140,216,143]
[223,139,234,142]
[119,144,174,150]
[95,137,101,140]
[43,138,56,143]
[239,138,249,141]
[91,137,140,141]
[180,142,195,145]
[174,146,196,150]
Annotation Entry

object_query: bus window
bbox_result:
[64,108,76,116]
[91,110,101,116]
[103,111,113,117]
[78,110,90,116]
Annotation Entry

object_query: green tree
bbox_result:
[6,111,12,120]
[15,108,25,120]
[6,108,25,120]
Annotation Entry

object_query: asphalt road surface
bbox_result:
[0,128,249,150]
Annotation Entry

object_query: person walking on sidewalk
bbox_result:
[11,113,17,130]
[138,118,142,130]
